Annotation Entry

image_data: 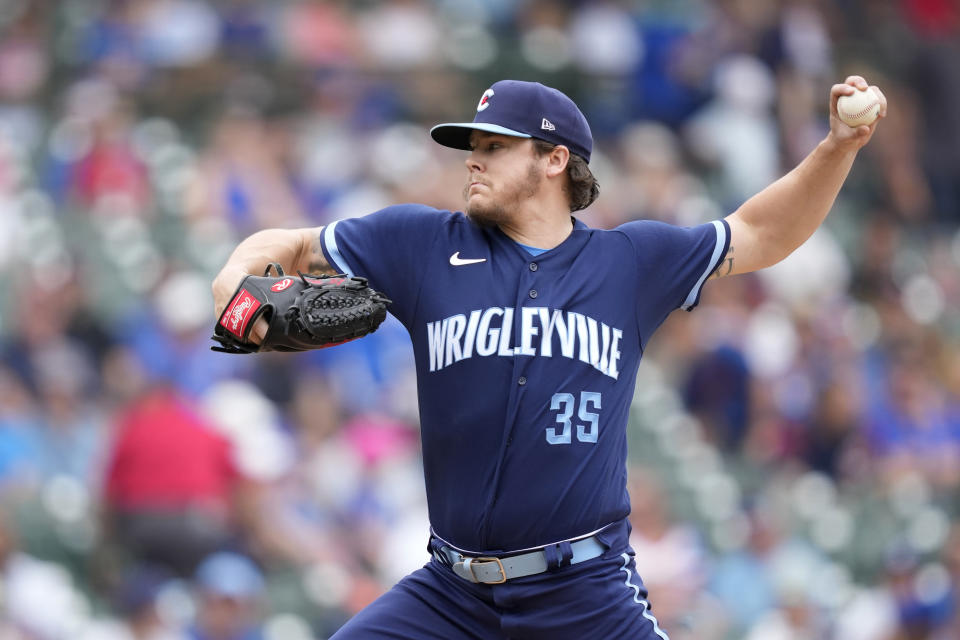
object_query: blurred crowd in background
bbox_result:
[0,0,959,639]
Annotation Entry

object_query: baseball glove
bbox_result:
[211,263,391,354]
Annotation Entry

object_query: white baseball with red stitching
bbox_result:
[837,87,880,128]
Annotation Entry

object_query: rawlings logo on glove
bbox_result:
[211,264,392,354]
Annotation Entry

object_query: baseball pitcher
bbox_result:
[211,77,885,639]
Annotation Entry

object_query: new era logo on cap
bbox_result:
[430,80,593,162]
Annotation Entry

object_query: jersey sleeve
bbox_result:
[319,203,443,326]
[618,218,730,314]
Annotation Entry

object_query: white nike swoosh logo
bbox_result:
[449,252,487,266]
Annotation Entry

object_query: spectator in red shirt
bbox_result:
[102,385,243,576]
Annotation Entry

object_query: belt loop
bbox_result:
[544,543,561,570]
[544,541,575,571]
[543,543,558,570]
[429,537,453,569]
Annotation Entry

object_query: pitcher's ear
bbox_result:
[545,144,570,178]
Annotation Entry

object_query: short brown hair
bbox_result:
[532,139,600,212]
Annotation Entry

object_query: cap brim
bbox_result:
[430,122,532,150]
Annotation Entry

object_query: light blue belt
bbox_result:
[433,535,606,584]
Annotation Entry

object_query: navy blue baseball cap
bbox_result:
[431,80,593,162]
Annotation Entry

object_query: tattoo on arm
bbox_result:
[712,245,734,279]
[307,232,335,275]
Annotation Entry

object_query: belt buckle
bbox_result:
[470,557,507,584]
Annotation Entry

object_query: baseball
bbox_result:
[837,87,880,128]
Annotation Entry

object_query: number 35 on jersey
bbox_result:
[547,391,601,445]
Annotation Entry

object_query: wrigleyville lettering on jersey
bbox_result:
[426,307,624,380]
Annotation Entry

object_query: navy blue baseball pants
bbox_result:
[329,522,669,640]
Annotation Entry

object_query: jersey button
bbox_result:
[529,262,538,272]
[518,376,527,386]
[529,289,538,299]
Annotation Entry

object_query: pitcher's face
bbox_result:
[463,132,543,228]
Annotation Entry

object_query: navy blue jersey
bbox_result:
[321,204,729,552]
